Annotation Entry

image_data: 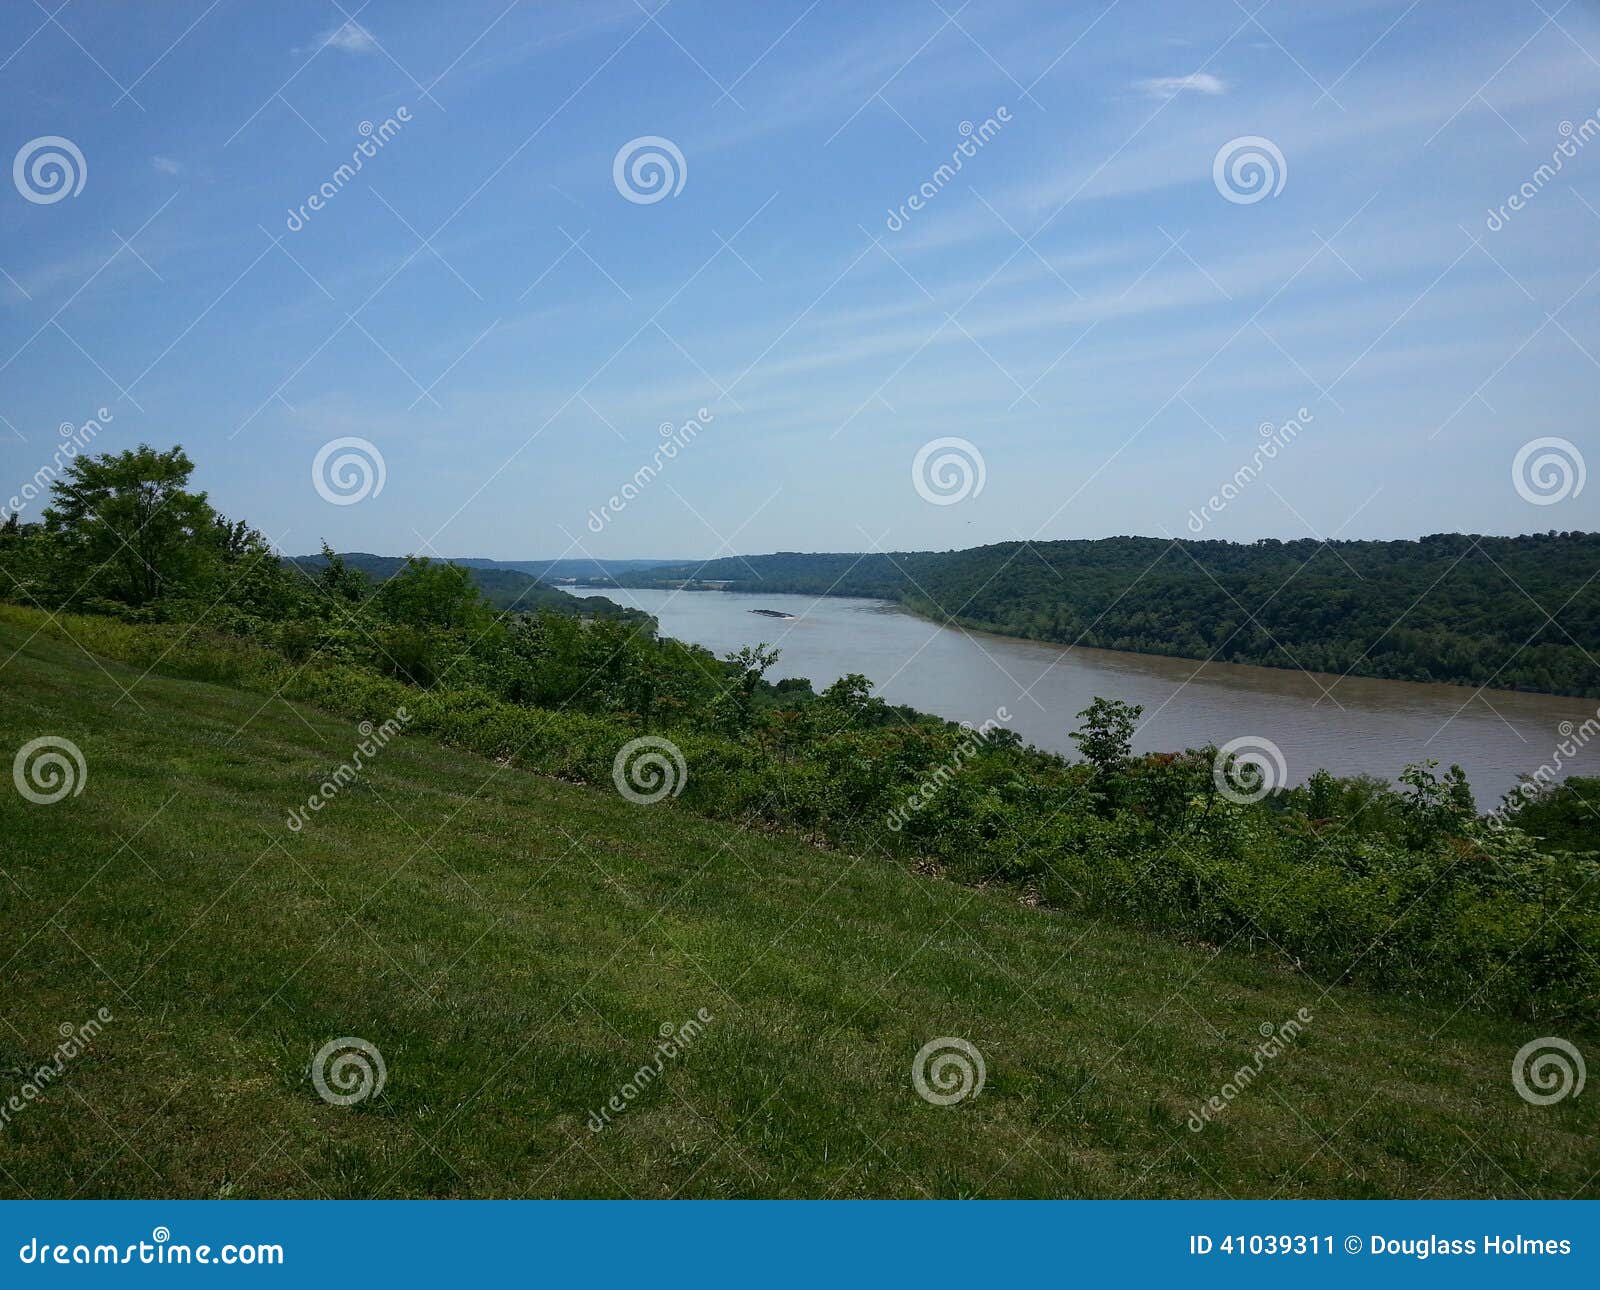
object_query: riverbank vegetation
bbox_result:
[3,446,1597,1023]
[614,534,1600,698]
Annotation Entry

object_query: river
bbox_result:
[561,587,1595,806]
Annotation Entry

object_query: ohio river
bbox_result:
[563,587,1595,806]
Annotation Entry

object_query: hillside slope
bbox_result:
[1,618,1594,1198]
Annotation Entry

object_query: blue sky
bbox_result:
[2,0,1597,561]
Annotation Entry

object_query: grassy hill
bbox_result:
[615,533,1600,697]
[2,608,1594,1198]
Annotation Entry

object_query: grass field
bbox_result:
[1,614,1595,1199]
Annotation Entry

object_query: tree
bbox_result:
[44,444,215,607]
[1071,697,1140,773]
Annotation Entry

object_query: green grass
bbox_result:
[1,615,1594,1199]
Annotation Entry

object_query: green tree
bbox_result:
[1071,697,1141,773]
[44,444,215,607]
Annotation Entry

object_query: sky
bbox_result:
[2,0,1598,563]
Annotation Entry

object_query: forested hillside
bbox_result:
[618,534,1600,697]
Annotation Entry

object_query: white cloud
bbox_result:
[311,20,379,55]
[1135,72,1228,99]
[152,156,182,175]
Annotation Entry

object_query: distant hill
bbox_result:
[284,553,640,618]
[612,533,1600,697]
[450,557,687,584]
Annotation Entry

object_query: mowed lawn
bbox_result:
[1,619,1594,1199]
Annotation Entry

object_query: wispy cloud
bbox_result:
[1134,72,1228,99]
[151,155,182,175]
[305,20,379,56]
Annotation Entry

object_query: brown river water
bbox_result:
[563,587,1597,807]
